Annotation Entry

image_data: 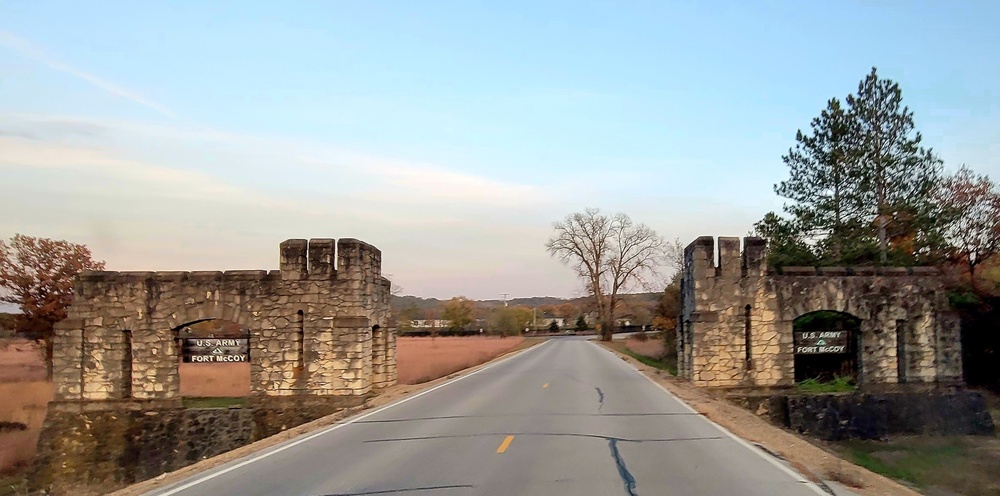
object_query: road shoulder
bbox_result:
[596,341,920,496]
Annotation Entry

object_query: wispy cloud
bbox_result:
[0,111,578,298]
[0,31,176,119]
[1,111,546,209]
[298,154,542,208]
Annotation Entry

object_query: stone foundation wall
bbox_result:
[248,394,369,440]
[31,402,253,495]
[30,396,370,495]
[727,391,996,440]
[679,236,963,388]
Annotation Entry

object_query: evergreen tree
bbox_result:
[751,212,816,267]
[775,98,865,262]
[847,67,943,264]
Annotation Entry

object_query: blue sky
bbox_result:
[1,1,998,302]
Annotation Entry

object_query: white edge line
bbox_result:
[150,340,550,496]
[591,343,829,496]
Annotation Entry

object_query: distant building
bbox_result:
[537,314,565,329]
[411,319,452,329]
[615,315,636,327]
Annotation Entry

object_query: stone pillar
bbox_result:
[51,319,84,401]
[935,312,963,383]
[860,319,899,384]
[280,239,308,281]
[81,325,131,400]
[130,325,180,400]
[685,236,715,282]
[717,237,741,279]
[255,315,301,396]
[385,327,397,386]
[331,317,372,396]
[371,325,387,388]
[742,237,767,277]
[307,239,336,279]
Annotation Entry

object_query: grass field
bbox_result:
[396,336,525,384]
[834,435,1000,496]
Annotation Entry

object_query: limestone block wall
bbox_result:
[50,238,395,401]
[679,236,963,389]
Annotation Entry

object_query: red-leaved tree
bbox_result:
[937,166,1000,286]
[0,234,105,377]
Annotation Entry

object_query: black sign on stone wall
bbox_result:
[179,320,251,363]
[794,330,849,355]
[182,338,250,363]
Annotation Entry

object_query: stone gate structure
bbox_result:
[32,238,396,494]
[678,236,963,389]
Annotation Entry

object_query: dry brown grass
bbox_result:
[0,339,45,383]
[178,363,251,397]
[397,336,524,385]
[0,340,52,474]
[624,337,668,360]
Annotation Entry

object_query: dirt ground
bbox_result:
[179,363,251,397]
[0,340,52,475]
[396,336,525,384]
[0,339,45,383]
[601,344,922,496]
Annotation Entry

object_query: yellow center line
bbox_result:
[496,435,515,453]
[542,383,549,388]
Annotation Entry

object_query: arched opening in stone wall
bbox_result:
[175,319,251,398]
[793,311,861,383]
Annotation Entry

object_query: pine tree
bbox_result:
[751,212,816,267]
[846,67,943,264]
[775,98,866,263]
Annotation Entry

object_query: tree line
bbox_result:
[392,293,659,337]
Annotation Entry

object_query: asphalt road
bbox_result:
[148,338,825,496]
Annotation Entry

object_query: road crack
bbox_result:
[595,386,605,412]
[608,438,638,496]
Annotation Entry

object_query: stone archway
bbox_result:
[791,311,861,383]
[176,318,252,398]
[678,236,963,388]
[48,238,396,402]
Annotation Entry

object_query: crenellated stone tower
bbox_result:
[50,238,394,401]
[679,236,963,389]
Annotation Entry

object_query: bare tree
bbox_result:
[664,237,685,281]
[546,209,665,341]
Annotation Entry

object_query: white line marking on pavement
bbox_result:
[592,343,829,495]
[149,340,550,496]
